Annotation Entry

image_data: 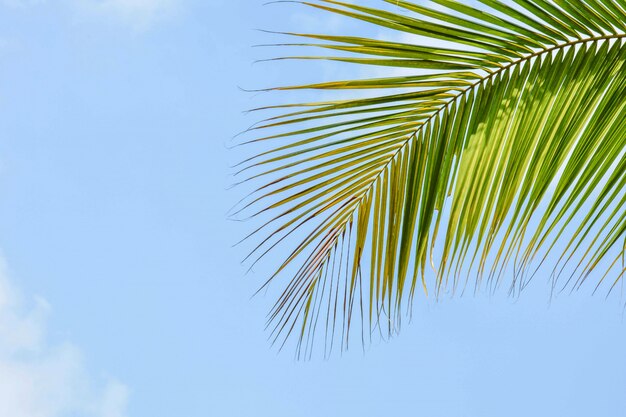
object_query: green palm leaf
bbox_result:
[235,0,626,358]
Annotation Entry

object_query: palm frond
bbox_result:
[235,0,626,358]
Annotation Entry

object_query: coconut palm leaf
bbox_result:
[235,0,626,358]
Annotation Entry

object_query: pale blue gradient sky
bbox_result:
[0,1,625,416]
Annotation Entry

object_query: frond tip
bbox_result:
[236,0,626,358]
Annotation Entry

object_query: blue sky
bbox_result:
[0,1,624,416]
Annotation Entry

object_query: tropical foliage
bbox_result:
[234,0,626,357]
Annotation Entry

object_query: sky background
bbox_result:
[0,1,625,416]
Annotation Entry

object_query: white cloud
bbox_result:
[96,381,129,417]
[0,256,129,417]
[70,0,181,30]
[1,0,181,30]
[0,0,46,7]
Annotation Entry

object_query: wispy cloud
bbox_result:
[1,0,182,30]
[0,0,45,7]
[70,0,181,31]
[0,255,129,417]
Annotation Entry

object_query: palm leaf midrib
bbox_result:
[317,31,626,253]
[273,32,626,350]
[242,0,626,357]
